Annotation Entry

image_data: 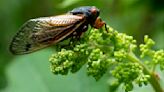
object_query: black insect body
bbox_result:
[10,6,106,55]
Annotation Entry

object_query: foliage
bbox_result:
[49,26,164,92]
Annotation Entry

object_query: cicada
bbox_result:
[9,6,106,55]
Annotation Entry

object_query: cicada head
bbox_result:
[69,6,105,29]
[69,6,99,24]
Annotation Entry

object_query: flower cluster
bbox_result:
[49,25,164,92]
[111,62,150,91]
[153,50,164,70]
[140,35,155,58]
[49,49,75,75]
[49,27,113,80]
[140,35,164,70]
[87,48,111,80]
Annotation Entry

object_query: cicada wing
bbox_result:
[10,15,85,55]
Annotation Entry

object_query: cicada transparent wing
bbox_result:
[10,15,85,54]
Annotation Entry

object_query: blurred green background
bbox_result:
[0,0,163,92]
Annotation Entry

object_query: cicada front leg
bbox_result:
[75,25,88,39]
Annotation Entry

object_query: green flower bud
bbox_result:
[153,50,164,70]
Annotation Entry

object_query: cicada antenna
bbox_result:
[104,23,108,33]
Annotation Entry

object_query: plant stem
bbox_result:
[127,52,164,92]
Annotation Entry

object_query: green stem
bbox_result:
[127,52,164,92]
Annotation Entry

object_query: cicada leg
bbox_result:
[72,25,88,39]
